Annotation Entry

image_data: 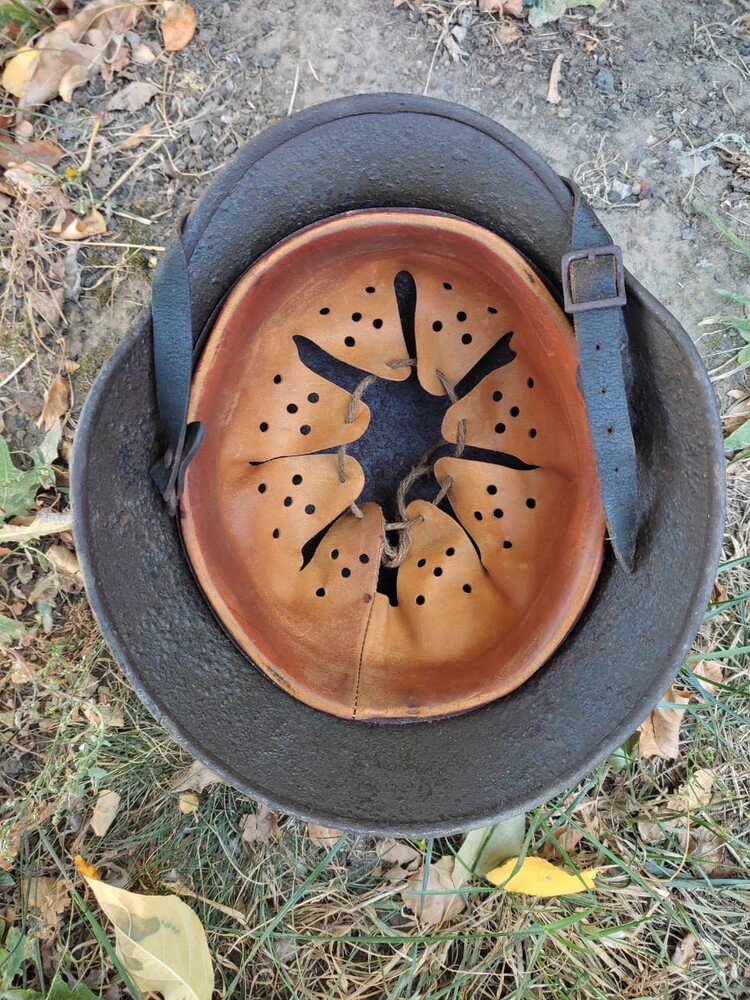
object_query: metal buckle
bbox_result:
[561,244,626,314]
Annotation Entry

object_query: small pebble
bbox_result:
[595,68,615,94]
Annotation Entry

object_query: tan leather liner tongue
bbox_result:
[221,339,370,464]
[411,263,515,397]
[297,258,411,381]
[434,456,566,608]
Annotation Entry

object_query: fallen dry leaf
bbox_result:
[454,815,526,886]
[107,80,158,112]
[487,856,600,896]
[171,759,224,793]
[0,508,73,544]
[693,659,724,696]
[547,53,564,104]
[117,121,153,151]
[0,138,64,171]
[637,684,691,759]
[178,791,200,815]
[402,855,466,926]
[307,823,344,848]
[5,0,140,108]
[479,0,524,14]
[52,208,107,241]
[541,823,584,861]
[240,804,281,845]
[74,854,100,879]
[37,373,70,430]
[671,932,698,968]
[46,543,80,576]
[133,41,158,65]
[161,1,197,52]
[81,871,214,1000]
[376,838,422,870]
[23,875,71,938]
[91,788,121,836]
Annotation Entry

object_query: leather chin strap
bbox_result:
[149,184,638,572]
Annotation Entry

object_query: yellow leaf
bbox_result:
[178,791,200,814]
[486,856,600,896]
[74,854,100,880]
[82,874,214,1000]
[2,48,39,98]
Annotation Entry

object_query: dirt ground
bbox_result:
[2,1,750,998]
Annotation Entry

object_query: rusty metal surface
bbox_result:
[71,94,725,836]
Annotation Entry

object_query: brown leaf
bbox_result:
[546,53,564,105]
[376,838,422,870]
[161,2,197,52]
[52,208,107,240]
[90,788,121,836]
[46,543,80,576]
[479,0,525,14]
[170,759,224,793]
[637,684,691,759]
[671,932,698,968]
[0,139,64,171]
[495,21,521,43]
[541,823,583,860]
[107,80,158,112]
[9,0,141,108]
[241,804,281,845]
[116,122,153,151]
[693,659,724,696]
[401,856,466,926]
[37,374,70,430]
[23,875,71,939]
[307,823,344,848]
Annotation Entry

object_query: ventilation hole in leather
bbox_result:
[510,406,520,417]
[495,423,506,434]
[300,424,311,435]
[607,426,613,435]
[344,336,356,347]
[260,421,269,432]
[283,496,293,507]
[292,474,303,485]
[258,483,267,493]
[272,528,280,538]
[417,558,427,567]
[287,403,298,413]
[493,390,503,402]
[527,377,535,388]
[307,392,319,403]
[503,540,513,549]
[331,548,339,559]
[352,312,362,322]
[365,286,376,293]
[433,567,443,577]
[494,508,504,518]
[488,306,498,314]
[456,311,467,322]
[443,281,452,290]
[416,595,426,605]
[445,547,455,556]
[595,344,601,351]
[342,567,351,578]
[373,318,383,329]
[273,374,282,384]
[316,587,325,597]
[463,583,472,593]
[461,333,473,345]
[526,498,536,509]
[487,484,497,495]
[320,307,330,315]
[601,388,607,395]
[474,511,483,521]
[433,320,443,332]
[305,504,315,515]
[529,428,537,438]
[359,553,370,564]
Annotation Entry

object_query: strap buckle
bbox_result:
[561,244,626,314]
